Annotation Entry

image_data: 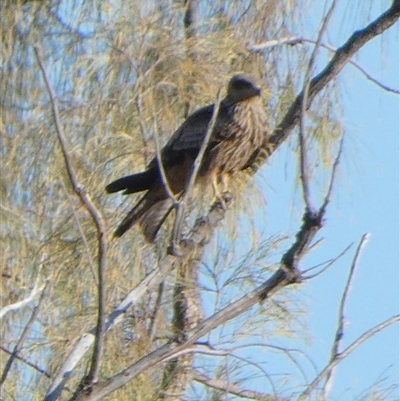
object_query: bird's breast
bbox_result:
[202,100,268,175]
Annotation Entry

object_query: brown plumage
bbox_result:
[106,74,268,242]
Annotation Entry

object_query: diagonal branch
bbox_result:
[250,1,400,169]
[298,315,400,401]
[193,370,289,401]
[34,47,108,387]
[0,281,48,386]
[323,233,370,398]
[320,132,345,214]
[0,277,46,320]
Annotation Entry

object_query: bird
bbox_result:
[106,74,268,242]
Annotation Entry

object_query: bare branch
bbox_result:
[61,181,97,283]
[0,279,46,320]
[70,206,323,400]
[152,112,180,204]
[320,133,345,214]
[247,36,303,50]
[0,345,51,378]
[0,281,48,386]
[302,241,352,279]
[193,371,288,401]
[323,233,370,398]
[148,282,165,342]
[34,47,108,387]
[299,0,338,213]
[297,315,400,401]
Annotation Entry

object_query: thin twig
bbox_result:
[61,181,97,283]
[193,370,288,401]
[323,233,370,398]
[152,114,180,204]
[0,281,48,386]
[0,345,51,378]
[148,282,164,341]
[297,315,400,401]
[34,46,107,386]
[135,92,153,164]
[302,241,352,279]
[320,133,345,214]
[299,0,339,213]
[0,279,45,320]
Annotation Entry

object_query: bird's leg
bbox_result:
[168,202,185,257]
[221,173,233,203]
[212,173,232,208]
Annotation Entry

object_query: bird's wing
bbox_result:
[162,103,231,161]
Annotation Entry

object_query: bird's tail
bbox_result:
[140,199,174,242]
[114,192,174,241]
[106,170,157,195]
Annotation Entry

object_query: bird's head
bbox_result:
[226,74,262,103]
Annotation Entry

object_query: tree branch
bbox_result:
[0,281,48,386]
[298,315,400,401]
[0,278,46,320]
[193,370,288,401]
[49,202,227,401]
[249,2,400,170]
[34,47,108,387]
[298,0,338,213]
[71,205,322,400]
[323,233,370,398]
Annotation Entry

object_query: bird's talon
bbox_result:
[215,191,233,209]
[222,191,233,204]
[167,242,183,257]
